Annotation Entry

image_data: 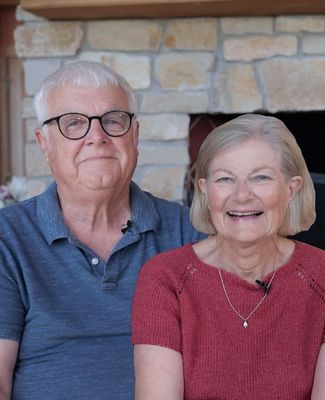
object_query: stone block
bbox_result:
[23,59,62,96]
[136,166,187,201]
[259,58,325,112]
[25,142,51,177]
[14,22,84,58]
[164,18,218,50]
[87,20,161,51]
[141,91,209,113]
[214,64,262,113]
[221,17,273,34]
[138,114,190,141]
[99,54,151,90]
[275,16,325,33]
[224,35,298,61]
[302,35,325,54]
[138,141,189,166]
[156,53,214,89]
[77,51,150,89]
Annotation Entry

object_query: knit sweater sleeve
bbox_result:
[132,249,184,354]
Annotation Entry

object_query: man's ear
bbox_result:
[35,128,49,163]
[133,120,139,146]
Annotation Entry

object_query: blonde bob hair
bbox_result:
[190,114,316,237]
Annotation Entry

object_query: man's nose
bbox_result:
[85,118,109,143]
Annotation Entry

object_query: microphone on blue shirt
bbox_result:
[121,220,132,234]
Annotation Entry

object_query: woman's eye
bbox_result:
[252,175,271,181]
[216,177,233,183]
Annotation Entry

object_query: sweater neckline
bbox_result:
[187,240,305,290]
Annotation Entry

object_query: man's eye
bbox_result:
[104,118,117,124]
[103,118,123,125]
[69,120,83,126]
[65,119,86,128]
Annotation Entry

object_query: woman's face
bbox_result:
[199,138,302,244]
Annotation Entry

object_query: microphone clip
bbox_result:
[255,279,271,294]
[121,220,132,234]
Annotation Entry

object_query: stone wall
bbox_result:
[14,8,325,201]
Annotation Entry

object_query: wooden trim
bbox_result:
[0,0,19,7]
[0,58,25,181]
[0,58,9,183]
[8,58,25,177]
[19,0,325,20]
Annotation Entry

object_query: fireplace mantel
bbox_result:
[19,0,325,20]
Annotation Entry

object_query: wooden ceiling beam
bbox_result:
[19,0,325,20]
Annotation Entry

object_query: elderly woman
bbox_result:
[132,114,325,399]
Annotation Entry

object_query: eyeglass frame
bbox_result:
[42,110,135,140]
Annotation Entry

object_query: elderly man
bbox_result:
[0,61,204,400]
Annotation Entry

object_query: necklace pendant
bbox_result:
[243,320,248,328]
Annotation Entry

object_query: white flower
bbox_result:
[7,176,27,201]
[0,176,27,208]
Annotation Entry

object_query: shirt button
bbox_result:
[91,257,99,265]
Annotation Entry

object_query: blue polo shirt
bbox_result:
[0,181,204,400]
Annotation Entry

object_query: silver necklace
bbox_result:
[218,262,277,329]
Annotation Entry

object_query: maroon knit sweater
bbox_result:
[132,241,325,400]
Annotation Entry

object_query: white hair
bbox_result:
[34,61,138,124]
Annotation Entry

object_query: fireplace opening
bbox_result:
[185,112,325,249]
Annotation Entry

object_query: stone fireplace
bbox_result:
[13,8,325,207]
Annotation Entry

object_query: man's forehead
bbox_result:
[48,84,129,114]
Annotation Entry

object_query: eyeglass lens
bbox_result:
[59,111,132,139]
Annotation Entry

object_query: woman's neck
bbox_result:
[195,235,295,283]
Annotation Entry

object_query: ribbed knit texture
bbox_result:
[132,241,325,400]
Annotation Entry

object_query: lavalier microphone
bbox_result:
[121,220,132,234]
[255,279,271,294]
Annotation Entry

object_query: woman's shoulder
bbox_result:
[294,240,325,262]
[293,241,325,284]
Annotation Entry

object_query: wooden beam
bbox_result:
[0,0,19,7]
[19,0,325,20]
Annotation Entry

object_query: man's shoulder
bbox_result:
[131,182,191,225]
[0,196,36,222]
[0,186,52,240]
[149,192,189,214]
[134,184,188,215]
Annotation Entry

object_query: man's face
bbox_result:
[36,85,139,194]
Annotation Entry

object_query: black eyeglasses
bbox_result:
[42,110,135,140]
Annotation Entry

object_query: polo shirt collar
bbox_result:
[129,180,160,233]
[37,181,69,244]
[37,181,160,245]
